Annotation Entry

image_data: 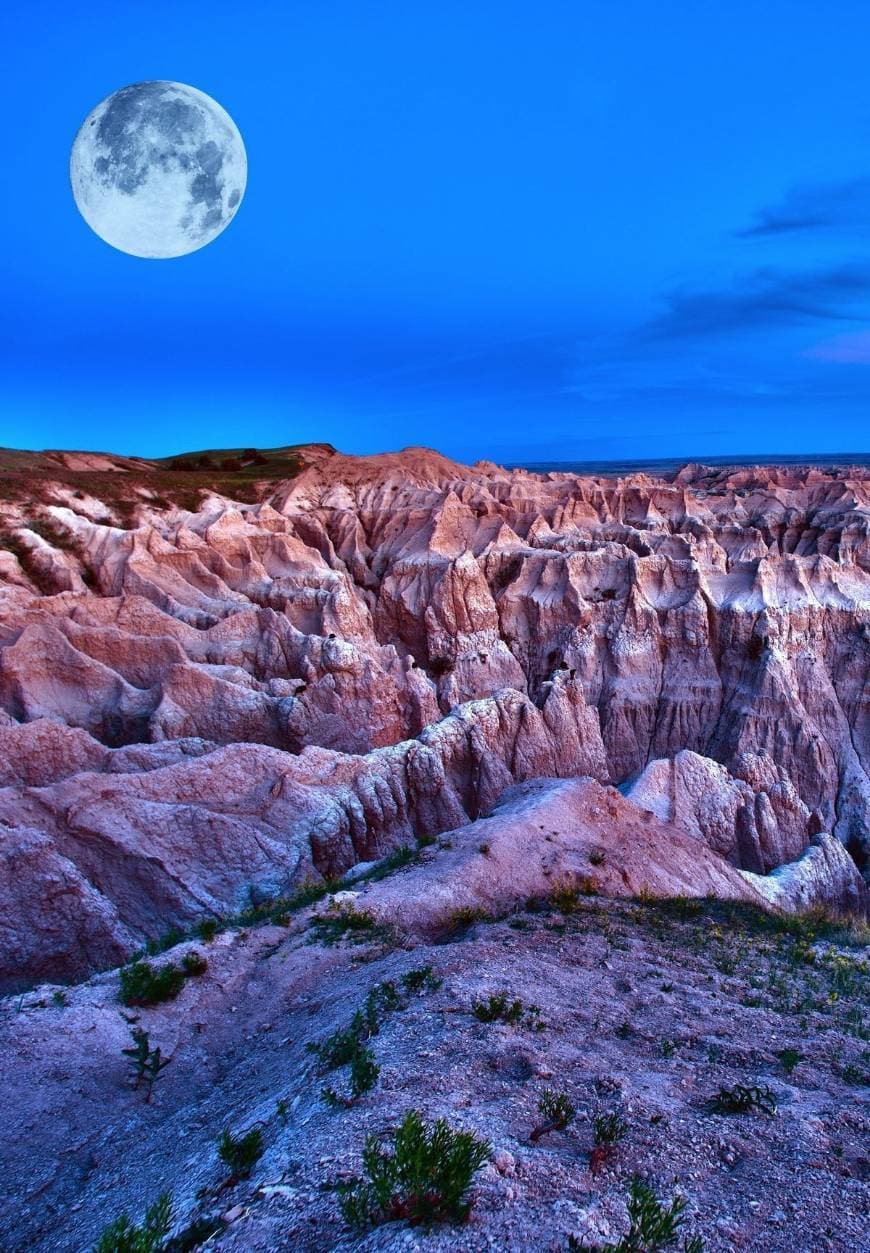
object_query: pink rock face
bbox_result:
[0,445,868,986]
[625,749,812,872]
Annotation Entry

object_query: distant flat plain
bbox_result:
[511,452,870,476]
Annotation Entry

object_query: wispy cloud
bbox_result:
[737,176,870,237]
[804,328,870,363]
[642,262,870,340]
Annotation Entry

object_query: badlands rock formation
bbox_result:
[0,444,868,987]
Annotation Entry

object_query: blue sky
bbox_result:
[3,1,870,462]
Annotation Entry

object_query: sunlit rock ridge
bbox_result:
[0,443,867,987]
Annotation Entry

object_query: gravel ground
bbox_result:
[1,896,867,1252]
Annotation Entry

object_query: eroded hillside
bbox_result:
[0,445,868,987]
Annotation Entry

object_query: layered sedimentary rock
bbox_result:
[625,749,813,873]
[0,444,868,985]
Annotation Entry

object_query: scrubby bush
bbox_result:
[93,1192,173,1252]
[471,992,544,1030]
[144,928,185,957]
[444,905,492,936]
[594,1111,629,1147]
[323,1046,381,1108]
[217,1126,264,1180]
[530,1089,576,1141]
[550,879,581,914]
[357,845,421,883]
[308,907,392,947]
[777,1047,803,1075]
[472,992,524,1025]
[840,1061,869,1086]
[709,1083,776,1116]
[401,964,442,995]
[119,960,185,1007]
[339,1110,490,1228]
[181,951,207,977]
[312,972,440,1107]
[570,1177,702,1251]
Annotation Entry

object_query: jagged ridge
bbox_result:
[0,444,868,986]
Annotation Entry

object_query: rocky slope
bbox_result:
[1,814,867,1252]
[0,444,869,987]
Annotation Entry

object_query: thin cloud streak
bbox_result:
[737,176,870,238]
[641,263,870,341]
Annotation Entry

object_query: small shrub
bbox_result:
[401,964,442,995]
[51,989,70,1008]
[275,1098,289,1123]
[594,1111,629,1147]
[144,927,185,957]
[840,1062,869,1086]
[709,1084,776,1116]
[181,951,207,977]
[588,1110,629,1172]
[525,1003,546,1031]
[570,1176,701,1251]
[357,845,421,884]
[589,849,607,867]
[119,960,185,1007]
[444,905,491,936]
[310,1018,369,1071]
[195,918,219,942]
[322,1046,380,1108]
[478,843,491,855]
[660,1039,677,1059]
[777,1047,803,1075]
[351,1046,380,1096]
[311,972,437,1105]
[93,1192,173,1253]
[472,992,523,1025]
[308,908,392,947]
[122,1027,171,1102]
[550,879,581,914]
[339,1110,490,1228]
[321,1084,345,1110]
[217,1126,264,1180]
[615,1022,632,1040]
[530,1089,575,1141]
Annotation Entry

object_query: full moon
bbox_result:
[70,81,247,259]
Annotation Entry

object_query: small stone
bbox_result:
[222,1205,244,1224]
[493,1149,516,1176]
